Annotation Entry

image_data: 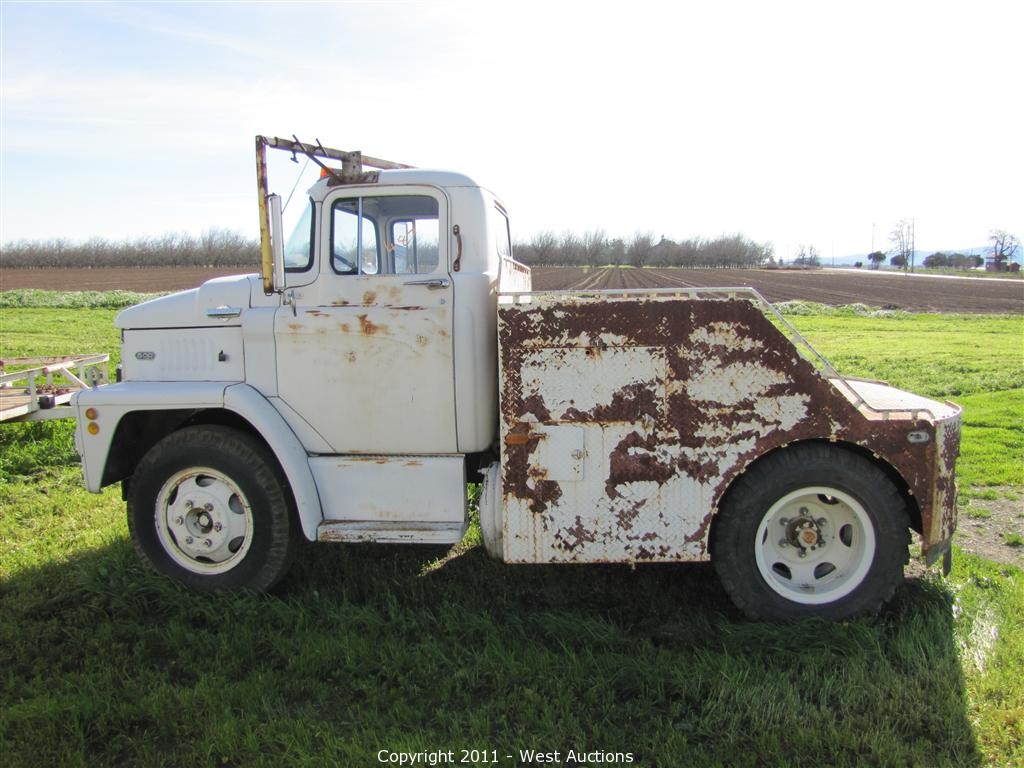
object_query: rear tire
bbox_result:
[127,425,297,592]
[711,444,910,620]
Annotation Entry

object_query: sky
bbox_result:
[1,0,1022,260]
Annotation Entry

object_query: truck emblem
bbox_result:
[135,351,156,361]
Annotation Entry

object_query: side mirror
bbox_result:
[268,193,286,292]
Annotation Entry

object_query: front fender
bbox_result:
[74,382,227,491]
[74,382,324,541]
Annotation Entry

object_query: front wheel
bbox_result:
[711,444,910,620]
[127,425,297,592]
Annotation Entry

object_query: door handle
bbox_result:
[404,278,450,290]
[206,306,242,319]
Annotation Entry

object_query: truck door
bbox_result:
[274,188,458,454]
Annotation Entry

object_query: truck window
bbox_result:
[283,198,314,271]
[391,218,439,274]
[494,205,512,260]
[332,199,379,275]
[331,195,440,276]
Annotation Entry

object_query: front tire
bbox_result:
[127,425,297,592]
[711,444,910,620]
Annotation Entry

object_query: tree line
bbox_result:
[1,230,259,269]
[513,231,774,268]
[3,229,775,270]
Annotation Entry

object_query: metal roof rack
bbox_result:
[256,135,413,185]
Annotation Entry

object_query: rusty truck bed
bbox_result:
[496,289,960,566]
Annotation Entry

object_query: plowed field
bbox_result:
[2,265,1021,313]
[530,267,1023,314]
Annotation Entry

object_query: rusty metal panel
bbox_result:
[925,414,962,562]
[497,293,961,564]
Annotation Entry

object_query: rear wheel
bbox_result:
[127,425,297,592]
[711,444,910,620]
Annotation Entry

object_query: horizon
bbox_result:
[2,2,1022,261]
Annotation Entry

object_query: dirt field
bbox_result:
[0,266,254,293]
[531,267,1024,313]
[2,265,1022,313]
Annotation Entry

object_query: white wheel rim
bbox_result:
[754,486,876,605]
[154,467,254,575]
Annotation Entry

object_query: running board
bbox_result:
[317,520,467,545]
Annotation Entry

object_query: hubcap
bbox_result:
[755,487,875,605]
[155,468,253,575]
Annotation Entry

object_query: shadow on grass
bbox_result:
[1,536,980,767]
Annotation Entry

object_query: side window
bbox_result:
[331,194,440,276]
[283,198,314,271]
[332,199,378,274]
[495,206,512,260]
[391,218,439,274]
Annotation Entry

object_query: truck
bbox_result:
[72,136,962,620]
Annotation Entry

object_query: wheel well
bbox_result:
[103,408,277,488]
[715,439,923,536]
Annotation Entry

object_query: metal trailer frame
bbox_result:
[0,355,110,423]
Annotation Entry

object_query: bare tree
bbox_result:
[626,232,655,267]
[989,229,1021,271]
[889,219,914,273]
[580,229,608,265]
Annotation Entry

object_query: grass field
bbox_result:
[1,300,1022,767]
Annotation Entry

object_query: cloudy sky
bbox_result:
[2,1,1021,259]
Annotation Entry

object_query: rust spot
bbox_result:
[606,431,675,500]
[404,460,423,467]
[357,314,387,336]
[362,291,377,306]
[503,430,562,515]
[305,309,327,317]
[345,351,357,363]
[416,334,429,347]
[339,323,351,333]
[287,323,303,331]
[554,516,597,552]
[521,393,551,422]
[615,499,647,531]
[330,299,351,306]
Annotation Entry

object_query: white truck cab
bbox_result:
[74,136,960,620]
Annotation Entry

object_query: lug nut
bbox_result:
[779,539,790,548]
[214,523,223,532]
[185,536,194,545]
[204,539,212,548]
[185,501,193,510]
[204,503,214,512]
[175,516,184,525]
[798,550,807,558]
[799,507,808,515]
[817,518,827,526]
[780,518,790,526]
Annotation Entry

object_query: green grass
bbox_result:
[1,300,1023,766]
[788,312,1024,488]
[0,288,163,309]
